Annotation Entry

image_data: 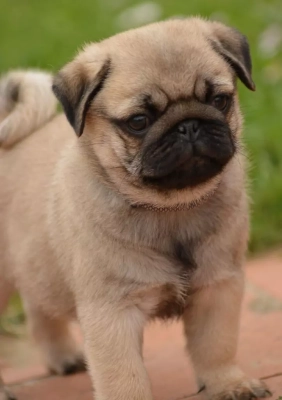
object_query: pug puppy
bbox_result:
[0,17,272,400]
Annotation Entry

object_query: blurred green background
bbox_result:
[0,0,282,255]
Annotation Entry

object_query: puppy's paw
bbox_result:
[48,351,87,376]
[0,389,17,400]
[210,379,272,400]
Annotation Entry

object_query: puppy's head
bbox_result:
[53,18,254,210]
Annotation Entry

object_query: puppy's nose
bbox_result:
[177,120,200,142]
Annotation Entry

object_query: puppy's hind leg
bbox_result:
[0,376,16,400]
[23,301,86,375]
[0,282,16,400]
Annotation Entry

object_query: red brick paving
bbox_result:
[2,255,282,400]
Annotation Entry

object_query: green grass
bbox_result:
[0,294,25,335]
[1,0,282,253]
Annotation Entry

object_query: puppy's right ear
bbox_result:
[52,46,111,137]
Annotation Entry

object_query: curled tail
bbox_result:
[0,69,57,148]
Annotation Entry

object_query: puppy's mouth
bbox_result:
[141,118,235,190]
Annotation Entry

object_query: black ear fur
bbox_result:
[210,24,255,91]
[52,59,111,136]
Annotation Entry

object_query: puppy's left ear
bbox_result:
[53,45,111,136]
[209,22,255,91]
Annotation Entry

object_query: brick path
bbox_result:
[1,254,282,400]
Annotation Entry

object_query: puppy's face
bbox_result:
[53,18,254,209]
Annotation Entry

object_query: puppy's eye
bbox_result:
[211,95,231,112]
[126,114,150,134]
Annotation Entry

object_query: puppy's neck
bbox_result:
[129,189,216,213]
[53,145,245,254]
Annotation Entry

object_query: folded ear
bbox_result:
[52,46,111,136]
[209,22,255,91]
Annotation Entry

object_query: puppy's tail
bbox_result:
[0,69,57,148]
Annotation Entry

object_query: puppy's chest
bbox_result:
[119,215,203,319]
[147,239,198,320]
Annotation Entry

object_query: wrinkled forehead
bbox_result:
[99,24,234,118]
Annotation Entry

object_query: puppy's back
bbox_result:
[0,70,74,281]
[0,68,73,240]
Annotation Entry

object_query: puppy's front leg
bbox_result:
[183,273,271,400]
[78,302,153,400]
